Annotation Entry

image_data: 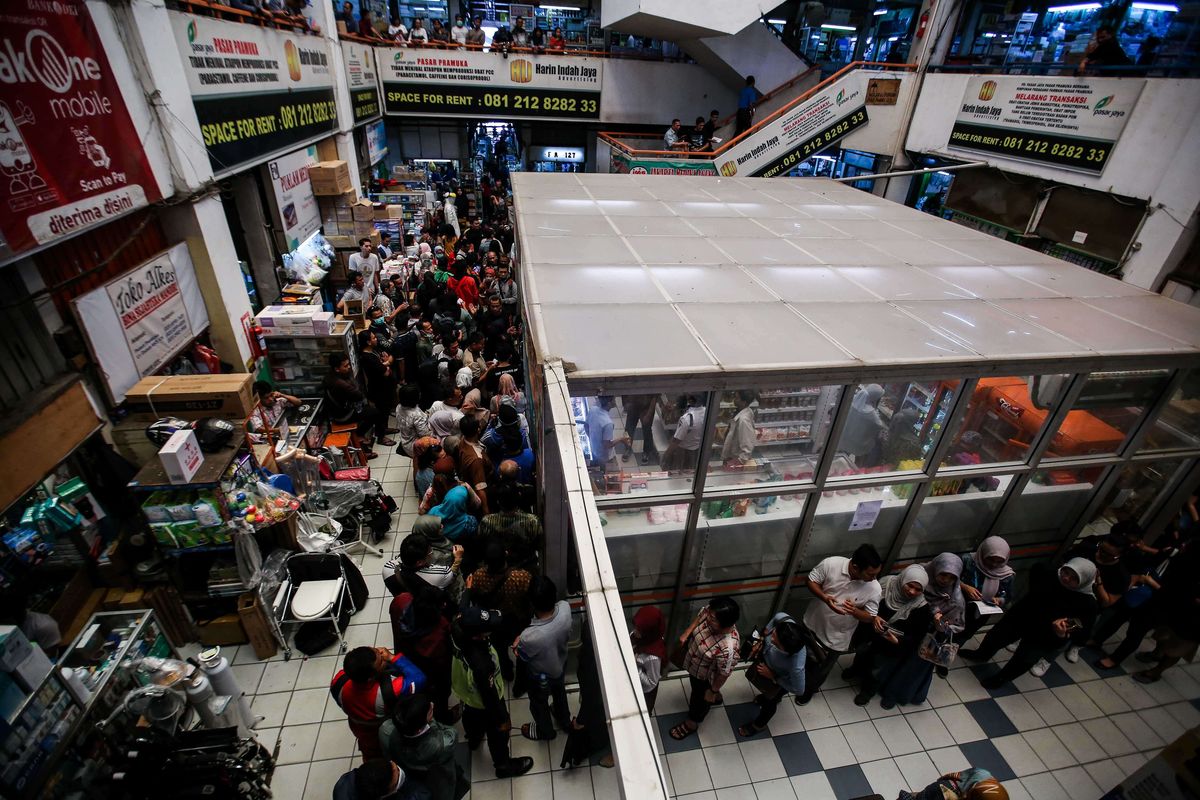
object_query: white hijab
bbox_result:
[880,564,929,622]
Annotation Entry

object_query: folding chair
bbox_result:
[270,552,356,660]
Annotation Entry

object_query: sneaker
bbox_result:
[1065,645,1081,664]
[1030,658,1051,677]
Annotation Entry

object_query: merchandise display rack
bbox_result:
[261,321,358,398]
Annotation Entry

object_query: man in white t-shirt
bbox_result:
[450,16,468,47]
[348,237,381,305]
[663,395,706,475]
[797,544,882,704]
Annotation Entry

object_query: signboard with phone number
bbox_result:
[384,85,599,119]
[754,108,869,178]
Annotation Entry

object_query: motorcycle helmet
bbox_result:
[145,417,191,447]
[193,418,236,453]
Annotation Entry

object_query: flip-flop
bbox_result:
[669,722,696,740]
[737,722,765,738]
[1095,657,1118,670]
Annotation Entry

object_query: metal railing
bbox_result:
[929,61,1200,78]
[598,60,916,160]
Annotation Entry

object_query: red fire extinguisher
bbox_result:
[916,8,931,38]
[251,325,268,357]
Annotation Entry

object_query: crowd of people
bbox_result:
[640,500,1198,799]
[337,4,569,54]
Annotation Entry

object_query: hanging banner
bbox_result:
[342,40,381,125]
[714,74,869,179]
[264,146,320,252]
[72,243,210,403]
[609,152,717,176]
[379,49,602,120]
[170,12,338,174]
[365,120,388,166]
[0,0,162,257]
[948,75,1145,174]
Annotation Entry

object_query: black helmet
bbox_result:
[193,418,236,452]
[145,418,191,447]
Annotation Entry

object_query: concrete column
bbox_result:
[230,174,283,305]
[160,196,255,370]
[915,0,965,69]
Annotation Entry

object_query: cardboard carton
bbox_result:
[256,305,320,335]
[386,205,405,219]
[351,199,375,221]
[159,428,204,484]
[311,311,336,335]
[308,161,354,195]
[124,374,254,422]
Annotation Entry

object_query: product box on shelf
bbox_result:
[158,428,204,485]
[256,305,323,335]
[351,199,375,221]
[311,311,336,335]
[308,161,354,195]
[8,645,52,692]
[0,625,33,672]
[124,374,254,423]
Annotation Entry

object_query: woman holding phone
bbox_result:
[961,558,1098,689]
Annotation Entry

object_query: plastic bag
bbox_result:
[307,480,371,518]
[232,521,263,590]
[305,266,328,285]
[297,512,342,552]
[256,549,290,609]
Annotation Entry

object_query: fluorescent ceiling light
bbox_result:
[1131,2,1178,9]
[767,18,787,24]
[821,23,857,30]
[1046,2,1101,11]
[874,8,887,14]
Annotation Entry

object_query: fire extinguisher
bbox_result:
[916,8,930,38]
[251,325,267,357]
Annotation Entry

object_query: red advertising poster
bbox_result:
[0,0,161,256]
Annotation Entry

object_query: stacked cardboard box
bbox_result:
[308,160,354,195]
[256,305,336,336]
[123,374,254,423]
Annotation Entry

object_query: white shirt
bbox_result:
[348,252,381,303]
[802,556,881,652]
[451,24,467,45]
[674,405,706,451]
[409,26,428,42]
[721,404,757,461]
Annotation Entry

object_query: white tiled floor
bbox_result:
[201,449,1199,800]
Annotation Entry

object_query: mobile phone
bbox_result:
[1065,618,1083,633]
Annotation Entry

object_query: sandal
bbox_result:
[669,722,696,741]
[1096,657,1118,670]
[737,722,765,738]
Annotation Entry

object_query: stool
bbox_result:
[326,423,367,466]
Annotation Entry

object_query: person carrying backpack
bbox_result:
[450,607,534,778]
[330,646,427,759]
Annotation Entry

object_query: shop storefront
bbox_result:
[527,145,586,173]
[945,0,1194,67]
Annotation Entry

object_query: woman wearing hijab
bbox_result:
[959,537,1016,640]
[872,555,964,708]
[845,564,932,706]
[429,482,480,544]
[961,558,1098,689]
[630,607,667,713]
[493,373,526,415]
[411,437,443,500]
[839,384,887,466]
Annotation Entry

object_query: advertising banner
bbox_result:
[715,74,869,179]
[72,243,210,403]
[948,75,1145,174]
[0,0,161,257]
[365,120,388,166]
[342,41,381,125]
[379,49,602,120]
[264,146,319,251]
[610,152,717,176]
[171,12,338,174]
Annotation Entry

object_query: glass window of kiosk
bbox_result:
[1043,370,1171,458]
[599,502,688,597]
[832,380,961,475]
[783,481,917,619]
[940,374,1069,467]
[572,391,711,497]
[677,589,778,643]
[994,469,1097,549]
[705,384,844,491]
[1085,459,1189,534]
[1139,371,1200,452]
[899,474,1014,561]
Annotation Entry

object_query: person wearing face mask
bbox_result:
[450,15,467,48]
[874,555,965,709]
[961,558,1098,689]
[844,564,932,707]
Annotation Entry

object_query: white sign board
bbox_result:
[265,146,320,251]
[948,76,1144,174]
[379,49,602,120]
[529,146,585,163]
[72,243,210,403]
[715,73,870,178]
[848,500,883,531]
[342,40,382,124]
